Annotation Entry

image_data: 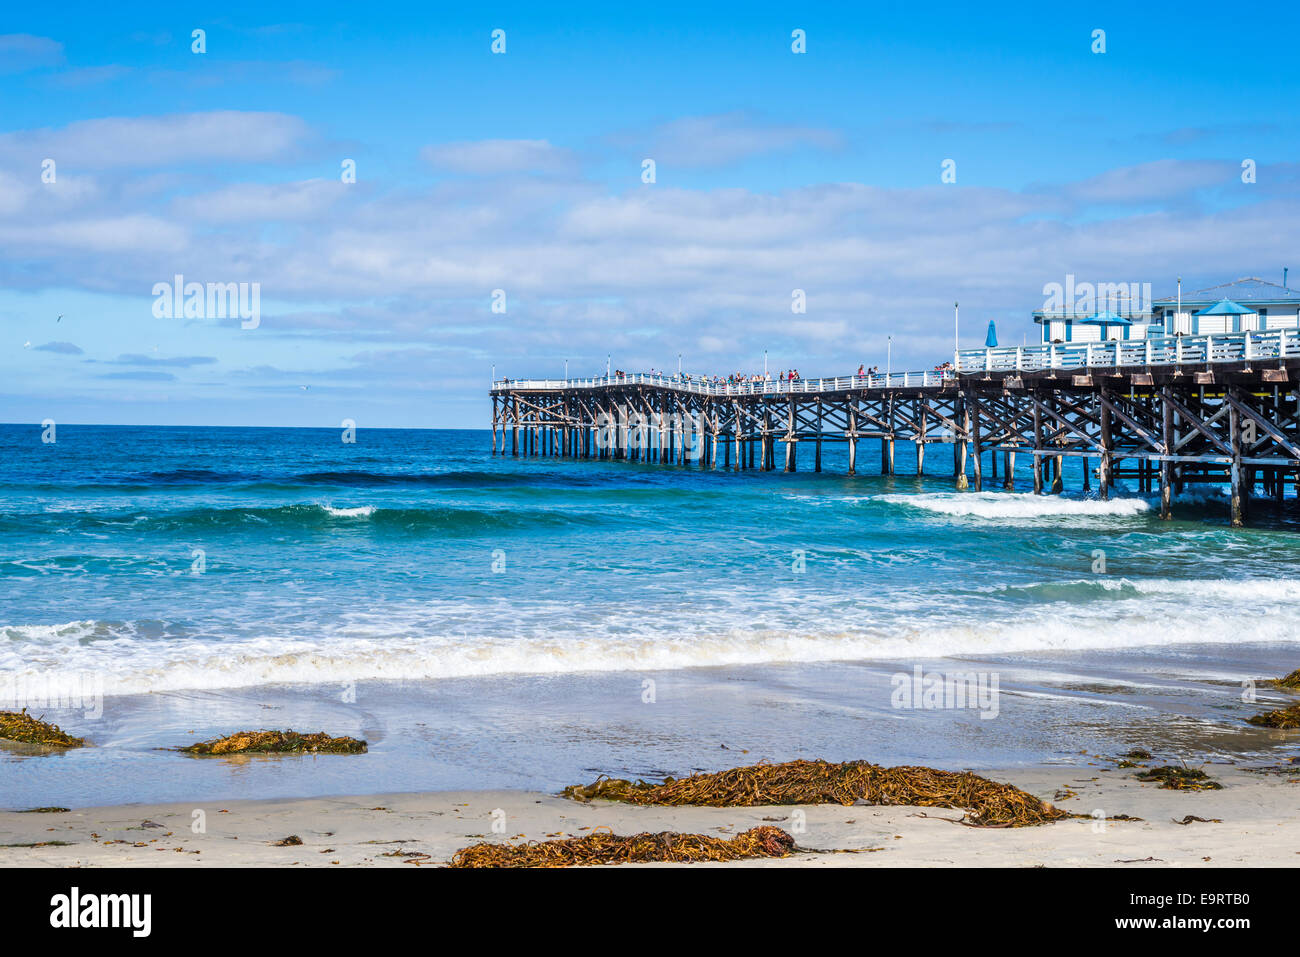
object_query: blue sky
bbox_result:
[2,1,1298,427]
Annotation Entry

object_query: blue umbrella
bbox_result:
[985,319,998,348]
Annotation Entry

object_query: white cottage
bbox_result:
[1150,278,1300,335]
[1033,276,1300,342]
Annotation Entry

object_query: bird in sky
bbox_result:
[56,314,63,322]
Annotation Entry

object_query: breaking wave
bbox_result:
[872,491,1152,520]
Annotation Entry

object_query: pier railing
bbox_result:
[955,329,1300,375]
[494,330,1300,395]
[492,370,954,395]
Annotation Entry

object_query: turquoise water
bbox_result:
[2,423,1298,807]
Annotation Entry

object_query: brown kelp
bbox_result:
[1134,766,1222,791]
[450,825,796,868]
[179,730,367,755]
[1247,704,1300,729]
[0,710,84,748]
[1266,669,1300,690]
[562,759,1067,828]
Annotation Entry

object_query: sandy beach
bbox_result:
[4,762,1297,868]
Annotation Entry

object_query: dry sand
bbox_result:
[3,764,1298,867]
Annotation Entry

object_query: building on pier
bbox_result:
[1151,278,1300,336]
[1033,276,1300,343]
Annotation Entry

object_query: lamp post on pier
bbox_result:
[953,301,960,369]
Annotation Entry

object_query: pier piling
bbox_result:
[492,344,1300,526]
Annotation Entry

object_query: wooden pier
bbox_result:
[490,330,1300,526]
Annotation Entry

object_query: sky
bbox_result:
[1,1,1298,428]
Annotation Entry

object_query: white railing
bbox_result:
[493,330,1300,395]
[492,370,955,395]
[953,329,1300,375]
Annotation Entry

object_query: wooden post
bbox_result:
[785,399,796,472]
[733,404,742,470]
[886,395,896,475]
[1159,391,1173,519]
[1049,393,1063,492]
[956,396,970,490]
[710,411,719,469]
[847,406,857,475]
[1229,388,1246,527]
[1098,385,1112,501]
[815,400,823,472]
[1003,450,1015,490]
[764,411,774,470]
[917,404,926,475]
[968,393,982,492]
[1031,393,1042,494]
[511,397,520,457]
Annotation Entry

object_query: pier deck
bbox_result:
[491,329,1300,526]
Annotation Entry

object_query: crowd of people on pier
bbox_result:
[619,368,809,385]
[503,360,958,387]
[594,363,958,384]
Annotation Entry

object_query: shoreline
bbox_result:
[5,763,1297,868]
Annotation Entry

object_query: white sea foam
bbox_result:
[322,505,375,517]
[4,576,1299,696]
[872,491,1151,520]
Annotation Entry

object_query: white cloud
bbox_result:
[171,179,345,223]
[0,34,64,74]
[2,126,1297,395]
[631,112,842,168]
[0,111,311,169]
[421,139,576,175]
[1064,159,1233,204]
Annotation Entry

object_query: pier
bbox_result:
[490,329,1300,526]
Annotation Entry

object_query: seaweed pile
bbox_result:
[1266,669,1300,690]
[1134,766,1222,791]
[450,825,795,868]
[562,758,1067,828]
[1247,704,1300,729]
[0,710,84,748]
[179,730,367,755]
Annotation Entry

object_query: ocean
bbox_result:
[2,423,1298,808]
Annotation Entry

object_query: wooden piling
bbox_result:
[956,397,970,490]
[847,406,857,475]
[1229,388,1246,527]
[491,361,1300,529]
[1098,410,1111,501]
